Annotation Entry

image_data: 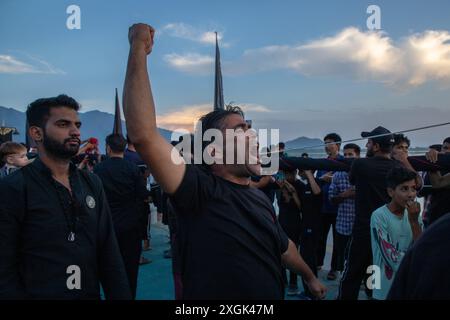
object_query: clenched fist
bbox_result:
[128,23,155,55]
[406,200,421,223]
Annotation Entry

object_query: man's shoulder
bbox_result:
[371,205,389,222]
[0,167,25,190]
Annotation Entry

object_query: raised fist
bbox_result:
[128,23,155,55]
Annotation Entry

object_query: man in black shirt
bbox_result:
[424,137,450,225]
[297,170,323,299]
[0,95,130,299]
[123,23,326,300]
[337,126,408,300]
[94,134,150,299]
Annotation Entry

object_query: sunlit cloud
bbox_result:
[165,27,450,88]
[156,103,273,132]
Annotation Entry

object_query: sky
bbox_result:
[1,0,450,147]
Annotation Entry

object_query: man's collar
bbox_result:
[33,156,77,177]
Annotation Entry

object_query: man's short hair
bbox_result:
[199,105,245,133]
[443,137,450,145]
[197,105,245,165]
[324,133,342,144]
[386,166,417,190]
[26,94,80,128]
[393,134,411,147]
[0,142,27,162]
[278,142,285,149]
[343,143,361,154]
[105,134,127,153]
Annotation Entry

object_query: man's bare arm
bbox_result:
[123,23,185,195]
[281,240,327,299]
[429,171,450,189]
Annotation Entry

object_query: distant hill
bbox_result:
[285,136,323,150]
[0,106,173,151]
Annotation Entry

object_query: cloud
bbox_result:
[0,54,65,75]
[164,53,213,75]
[156,103,272,132]
[161,23,226,46]
[403,30,450,86]
[164,27,450,88]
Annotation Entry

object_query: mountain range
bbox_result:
[1,106,325,153]
[0,106,173,152]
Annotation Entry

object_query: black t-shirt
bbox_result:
[349,156,403,238]
[427,170,450,225]
[277,180,303,243]
[388,212,450,300]
[94,157,150,235]
[170,165,289,300]
[296,178,323,231]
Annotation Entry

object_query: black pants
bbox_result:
[317,212,338,270]
[116,229,142,299]
[335,232,351,272]
[299,211,320,299]
[337,232,372,300]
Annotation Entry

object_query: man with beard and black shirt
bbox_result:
[0,95,130,299]
[337,126,418,300]
[423,137,450,225]
[122,23,326,300]
[94,133,151,299]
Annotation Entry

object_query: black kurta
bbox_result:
[0,157,131,300]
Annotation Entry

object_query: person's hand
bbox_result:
[306,277,327,299]
[320,172,333,183]
[304,170,314,178]
[128,23,155,55]
[426,149,439,163]
[392,149,409,163]
[77,155,89,170]
[283,181,296,194]
[339,187,355,199]
[406,200,421,223]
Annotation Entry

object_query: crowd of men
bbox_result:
[1,23,450,300]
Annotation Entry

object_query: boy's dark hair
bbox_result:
[301,152,309,158]
[386,166,417,190]
[0,142,27,162]
[105,134,127,153]
[343,143,361,154]
[324,133,342,145]
[443,137,450,145]
[278,142,285,149]
[393,134,410,147]
[26,94,80,128]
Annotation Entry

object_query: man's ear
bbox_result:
[373,143,381,153]
[29,126,43,142]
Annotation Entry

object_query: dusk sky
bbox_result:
[1,0,450,147]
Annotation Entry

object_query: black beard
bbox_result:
[43,131,80,160]
[366,148,374,158]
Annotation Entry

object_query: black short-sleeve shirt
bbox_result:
[349,156,403,237]
[170,165,289,300]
